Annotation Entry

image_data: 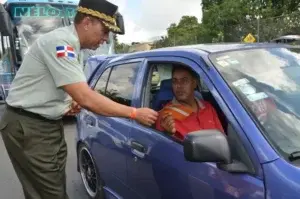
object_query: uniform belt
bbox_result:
[6,104,61,122]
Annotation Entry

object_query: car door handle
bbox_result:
[130,141,146,158]
[86,120,95,127]
[84,116,96,127]
[131,141,145,152]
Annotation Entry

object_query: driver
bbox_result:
[156,65,224,140]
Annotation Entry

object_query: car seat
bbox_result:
[152,79,203,111]
[152,79,173,111]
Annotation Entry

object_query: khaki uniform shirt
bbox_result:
[6,24,86,120]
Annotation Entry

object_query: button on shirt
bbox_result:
[6,24,86,120]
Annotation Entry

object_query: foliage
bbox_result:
[114,35,130,53]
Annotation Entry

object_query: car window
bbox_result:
[105,62,140,106]
[151,64,173,87]
[94,68,111,95]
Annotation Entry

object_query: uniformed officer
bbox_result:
[0,0,158,198]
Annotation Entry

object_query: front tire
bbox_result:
[78,144,105,199]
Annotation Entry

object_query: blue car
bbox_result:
[76,43,300,199]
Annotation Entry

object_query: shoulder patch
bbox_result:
[56,45,76,58]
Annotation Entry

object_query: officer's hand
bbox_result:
[160,112,176,134]
[65,101,82,116]
[135,108,158,126]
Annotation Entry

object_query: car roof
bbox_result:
[100,43,296,62]
[179,43,296,53]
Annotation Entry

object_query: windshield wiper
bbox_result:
[288,151,300,161]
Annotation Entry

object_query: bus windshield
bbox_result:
[8,3,76,57]
[7,3,115,60]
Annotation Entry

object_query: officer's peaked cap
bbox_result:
[77,0,121,33]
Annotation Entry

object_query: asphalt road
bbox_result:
[0,104,90,199]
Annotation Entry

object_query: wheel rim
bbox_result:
[79,147,98,197]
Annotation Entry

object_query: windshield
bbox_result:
[209,47,300,158]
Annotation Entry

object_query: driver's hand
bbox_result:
[160,112,176,134]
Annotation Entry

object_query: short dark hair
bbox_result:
[74,12,86,24]
[172,64,198,79]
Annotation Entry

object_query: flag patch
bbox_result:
[56,45,75,58]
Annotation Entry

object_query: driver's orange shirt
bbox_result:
[156,98,224,140]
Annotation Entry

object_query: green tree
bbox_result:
[202,0,224,8]
[167,16,200,45]
[152,36,171,49]
[153,0,300,48]
[114,35,130,53]
[201,0,300,42]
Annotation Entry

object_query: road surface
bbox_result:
[0,104,89,199]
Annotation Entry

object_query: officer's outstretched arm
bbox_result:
[41,39,157,126]
[63,82,135,117]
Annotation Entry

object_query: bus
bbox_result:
[0,0,125,100]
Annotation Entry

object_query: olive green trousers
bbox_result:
[0,106,69,199]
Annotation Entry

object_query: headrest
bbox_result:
[160,79,172,90]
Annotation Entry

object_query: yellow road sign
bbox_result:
[243,33,256,43]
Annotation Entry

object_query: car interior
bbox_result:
[142,62,228,133]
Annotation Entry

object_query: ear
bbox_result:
[81,16,92,27]
[192,79,197,89]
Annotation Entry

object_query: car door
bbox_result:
[127,56,265,199]
[87,59,144,199]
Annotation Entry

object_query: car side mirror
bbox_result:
[0,4,13,36]
[115,12,125,35]
[183,130,231,164]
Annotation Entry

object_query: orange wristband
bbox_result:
[130,108,137,119]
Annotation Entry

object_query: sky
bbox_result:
[108,0,203,44]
